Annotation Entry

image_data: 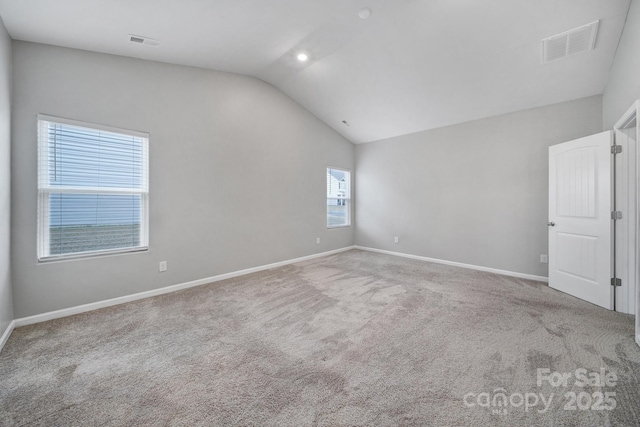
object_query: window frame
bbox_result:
[36,114,150,262]
[326,166,352,229]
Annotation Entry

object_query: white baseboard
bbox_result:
[354,246,549,283]
[12,246,356,329]
[0,320,16,354]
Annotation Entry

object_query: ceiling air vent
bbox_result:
[542,20,599,63]
[129,35,160,47]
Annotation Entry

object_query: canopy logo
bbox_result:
[463,368,617,415]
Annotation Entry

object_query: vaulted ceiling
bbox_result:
[0,0,632,143]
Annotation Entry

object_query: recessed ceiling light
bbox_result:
[358,8,372,19]
[297,53,309,62]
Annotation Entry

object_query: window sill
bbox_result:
[38,246,148,263]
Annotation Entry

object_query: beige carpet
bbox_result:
[1,249,639,426]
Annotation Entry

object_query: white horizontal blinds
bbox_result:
[327,167,351,227]
[37,116,149,259]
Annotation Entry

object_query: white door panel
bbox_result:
[549,131,612,310]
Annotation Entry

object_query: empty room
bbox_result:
[1,0,640,426]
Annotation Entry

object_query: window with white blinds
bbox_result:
[37,115,149,261]
[327,167,351,228]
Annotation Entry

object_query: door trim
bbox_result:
[613,100,639,316]
[613,101,639,350]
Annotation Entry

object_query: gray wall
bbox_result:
[355,96,603,278]
[0,17,12,336]
[12,41,354,318]
[603,0,640,129]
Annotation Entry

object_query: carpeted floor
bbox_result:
[1,249,639,426]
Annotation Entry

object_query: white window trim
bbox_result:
[327,166,352,229]
[37,114,150,262]
[37,114,150,139]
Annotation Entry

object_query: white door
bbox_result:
[548,131,613,310]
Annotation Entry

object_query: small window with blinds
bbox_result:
[37,115,149,261]
[327,167,351,228]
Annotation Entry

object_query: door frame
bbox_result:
[613,100,639,345]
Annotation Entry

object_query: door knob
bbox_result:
[547,221,555,227]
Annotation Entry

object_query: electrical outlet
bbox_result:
[159,261,168,272]
[394,236,399,244]
[540,254,548,264]
[316,237,321,244]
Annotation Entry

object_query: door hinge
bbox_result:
[611,278,622,287]
[611,211,623,220]
[611,145,622,154]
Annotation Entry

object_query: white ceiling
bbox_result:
[0,0,632,143]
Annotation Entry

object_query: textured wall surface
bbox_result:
[603,0,640,129]
[11,41,354,318]
[355,96,603,277]
[0,17,13,339]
